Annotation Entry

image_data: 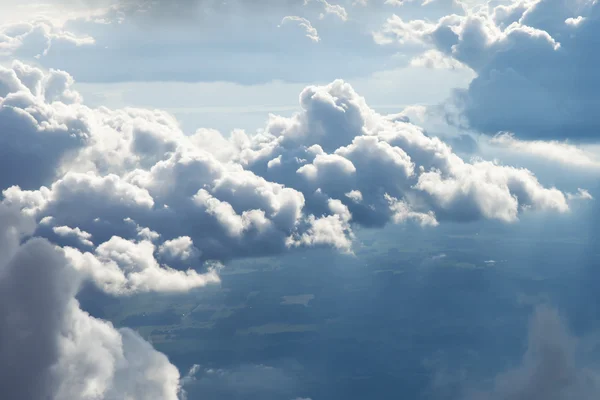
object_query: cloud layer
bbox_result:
[0,61,579,264]
[375,0,600,140]
[0,59,590,399]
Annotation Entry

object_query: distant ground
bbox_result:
[81,220,599,400]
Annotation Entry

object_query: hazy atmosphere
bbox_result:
[1,0,600,398]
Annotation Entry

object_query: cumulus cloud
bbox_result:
[158,235,200,261]
[0,61,88,190]
[0,18,94,58]
[0,62,582,268]
[53,225,94,246]
[64,236,220,295]
[0,39,593,399]
[237,79,575,226]
[375,0,600,140]
[0,203,184,400]
[279,16,320,42]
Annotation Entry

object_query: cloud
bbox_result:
[384,0,436,7]
[0,0,396,86]
[410,49,467,69]
[0,61,88,190]
[237,79,575,225]
[565,15,585,26]
[0,43,593,400]
[53,225,94,246]
[104,0,307,20]
[0,62,582,269]
[305,0,348,21]
[464,305,600,400]
[489,133,600,170]
[0,203,184,400]
[375,0,600,140]
[567,188,593,201]
[64,236,220,295]
[286,198,354,252]
[181,363,300,400]
[158,235,200,262]
[280,16,320,42]
[0,18,95,58]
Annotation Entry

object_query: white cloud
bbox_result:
[0,203,184,400]
[410,49,467,69]
[0,19,94,58]
[305,0,348,21]
[137,226,161,241]
[0,61,583,265]
[567,188,593,201]
[279,16,320,42]
[0,28,594,399]
[345,189,363,203]
[385,193,438,226]
[286,198,354,253]
[53,225,94,247]
[158,236,200,261]
[374,0,600,140]
[565,16,585,27]
[373,14,440,45]
[490,133,600,170]
[64,236,220,295]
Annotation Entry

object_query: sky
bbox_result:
[1,0,600,398]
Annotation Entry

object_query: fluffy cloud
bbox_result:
[0,46,592,400]
[64,236,220,295]
[375,0,600,140]
[410,49,467,69]
[158,235,200,261]
[0,18,94,58]
[0,61,88,190]
[0,62,582,268]
[235,79,575,226]
[53,225,94,246]
[0,203,184,400]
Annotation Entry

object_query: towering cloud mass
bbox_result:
[376,0,600,140]
[0,204,184,400]
[0,61,578,262]
[0,59,589,399]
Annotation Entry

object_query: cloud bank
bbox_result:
[0,59,590,399]
[0,60,581,263]
[375,0,600,140]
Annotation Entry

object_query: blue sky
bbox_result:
[1,0,600,399]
